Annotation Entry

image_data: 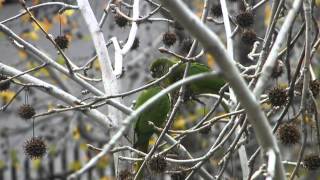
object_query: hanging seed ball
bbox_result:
[277,123,300,145]
[181,38,193,53]
[119,169,133,180]
[114,13,128,27]
[24,137,47,159]
[0,74,10,91]
[18,104,36,120]
[310,79,320,97]
[268,87,288,107]
[147,155,167,173]
[271,60,284,79]
[240,29,257,45]
[130,37,140,50]
[162,32,177,46]
[211,4,222,17]
[54,35,69,50]
[238,1,246,11]
[303,154,320,170]
[236,11,254,28]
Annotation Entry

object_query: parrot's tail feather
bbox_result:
[134,141,149,180]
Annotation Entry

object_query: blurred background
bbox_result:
[1,0,320,179]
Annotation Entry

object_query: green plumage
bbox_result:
[134,86,171,153]
[150,58,225,96]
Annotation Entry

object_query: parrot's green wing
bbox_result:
[187,62,225,94]
[134,86,171,152]
[149,57,225,98]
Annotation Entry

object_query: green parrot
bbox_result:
[133,85,171,153]
[149,57,226,99]
[133,85,171,178]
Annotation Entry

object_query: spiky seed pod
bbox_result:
[162,32,177,46]
[54,35,69,50]
[18,104,36,120]
[303,154,320,170]
[114,14,128,27]
[130,37,140,50]
[278,123,300,145]
[236,11,254,28]
[310,79,320,97]
[268,87,287,107]
[24,137,47,159]
[147,155,167,173]
[181,38,193,53]
[238,1,246,11]
[0,74,10,91]
[118,169,133,180]
[240,29,257,45]
[271,60,284,79]
[211,4,222,17]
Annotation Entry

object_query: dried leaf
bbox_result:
[0,90,15,104]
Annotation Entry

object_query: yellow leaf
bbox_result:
[80,143,87,150]
[173,116,186,130]
[47,103,54,111]
[93,60,101,71]
[56,55,65,65]
[0,32,4,39]
[193,0,204,17]
[53,14,68,26]
[85,124,93,132]
[100,176,112,180]
[32,18,52,32]
[48,145,57,156]
[264,4,272,27]
[21,14,31,24]
[0,0,4,8]
[303,115,313,124]
[18,50,28,60]
[207,54,215,68]
[33,68,50,77]
[69,161,82,171]
[65,9,75,17]
[21,31,39,41]
[0,160,5,169]
[72,127,81,140]
[32,0,41,5]
[10,150,19,166]
[148,136,156,146]
[32,159,41,170]
[0,91,15,104]
[316,0,320,7]
[97,156,110,169]
[261,102,271,111]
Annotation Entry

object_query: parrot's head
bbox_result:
[149,58,175,78]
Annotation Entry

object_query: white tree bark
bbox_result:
[76,0,131,176]
[0,62,114,129]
